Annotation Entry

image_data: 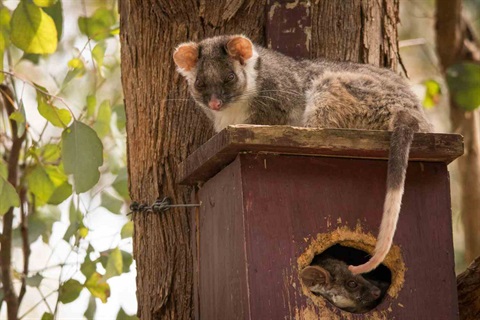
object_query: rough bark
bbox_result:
[457,256,480,319]
[311,0,400,70]
[435,0,480,264]
[119,1,264,319]
[120,0,400,318]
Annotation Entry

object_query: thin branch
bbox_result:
[26,263,77,275]
[37,287,54,314]
[0,84,27,320]
[18,289,57,320]
[18,188,30,306]
[0,70,76,119]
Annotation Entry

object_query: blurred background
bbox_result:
[0,0,479,319]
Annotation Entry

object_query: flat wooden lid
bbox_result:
[177,125,464,185]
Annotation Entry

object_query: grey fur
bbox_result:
[174,35,432,274]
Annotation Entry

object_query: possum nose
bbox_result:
[208,96,223,111]
[371,287,381,299]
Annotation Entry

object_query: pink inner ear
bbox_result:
[226,37,253,63]
[173,44,198,71]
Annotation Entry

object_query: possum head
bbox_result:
[173,35,259,112]
[300,261,384,313]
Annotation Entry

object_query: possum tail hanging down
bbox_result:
[349,111,419,275]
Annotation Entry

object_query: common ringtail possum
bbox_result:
[173,35,431,274]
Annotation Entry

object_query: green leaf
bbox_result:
[446,63,480,111]
[18,205,60,244]
[85,272,110,303]
[37,91,72,128]
[69,200,82,225]
[0,159,7,179]
[64,201,82,241]
[116,308,138,320]
[94,100,111,138]
[105,247,123,279]
[9,111,25,124]
[113,104,126,131]
[9,100,26,137]
[41,143,61,163]
[0,8,11,32]
[33,0,58,8]
[41,312,54,320]
[26,165,56,204]
[81,254,96,279]
[112,168,129,200]
[48,181,72,205]
[101,192,123,214]
[59,279,83,304]
[85,295,97,320]
[0,32,5,83]
[78,8,116,41]
[0,176,20,216]
[21,53,41,64]
[61,58,86,89]
[44,165,72,204]
[43,0,62,41]
[0,8,11,77]
[121,251,133,273]
[86,94,96,118]
[98,255,108,269]
[422,79,441,109]
[63,223,77,242]
[121,221,133,239]
[92,42,106,70]
[10,2,58,54]
[62,121,103,193]
[26,274,44,287]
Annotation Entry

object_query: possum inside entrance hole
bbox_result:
[300,244,392,313]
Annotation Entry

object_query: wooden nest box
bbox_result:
[178,125,463,319]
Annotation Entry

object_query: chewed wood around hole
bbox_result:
[297,227,406,317]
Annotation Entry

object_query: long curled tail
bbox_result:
[349,112,419,275]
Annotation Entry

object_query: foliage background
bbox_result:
[0,0,479,319]
[1,0,135,319]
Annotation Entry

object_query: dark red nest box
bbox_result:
[178,125,463,320]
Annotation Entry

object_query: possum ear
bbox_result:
[226,36,254,65]
[300,266,331,291]
[173,42,199,71]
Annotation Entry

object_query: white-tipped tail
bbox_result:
[349,121,416,275]
[349,187,403,274]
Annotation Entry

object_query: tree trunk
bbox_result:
[435,0,480,265]
[120,0,399,319]
[457,257,480,319]
[310,0,400,69]
[119,1,264,319]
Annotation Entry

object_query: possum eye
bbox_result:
[194,78,205,89]
[347,281,358,289]
[225,72,236,82]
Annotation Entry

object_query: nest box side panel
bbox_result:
[196,157,249,320]
[239,153,458,319]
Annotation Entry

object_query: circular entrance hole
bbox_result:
[300,244,392,314]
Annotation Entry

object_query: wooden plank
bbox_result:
[178,125,464,185]
[197,157,249,320]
